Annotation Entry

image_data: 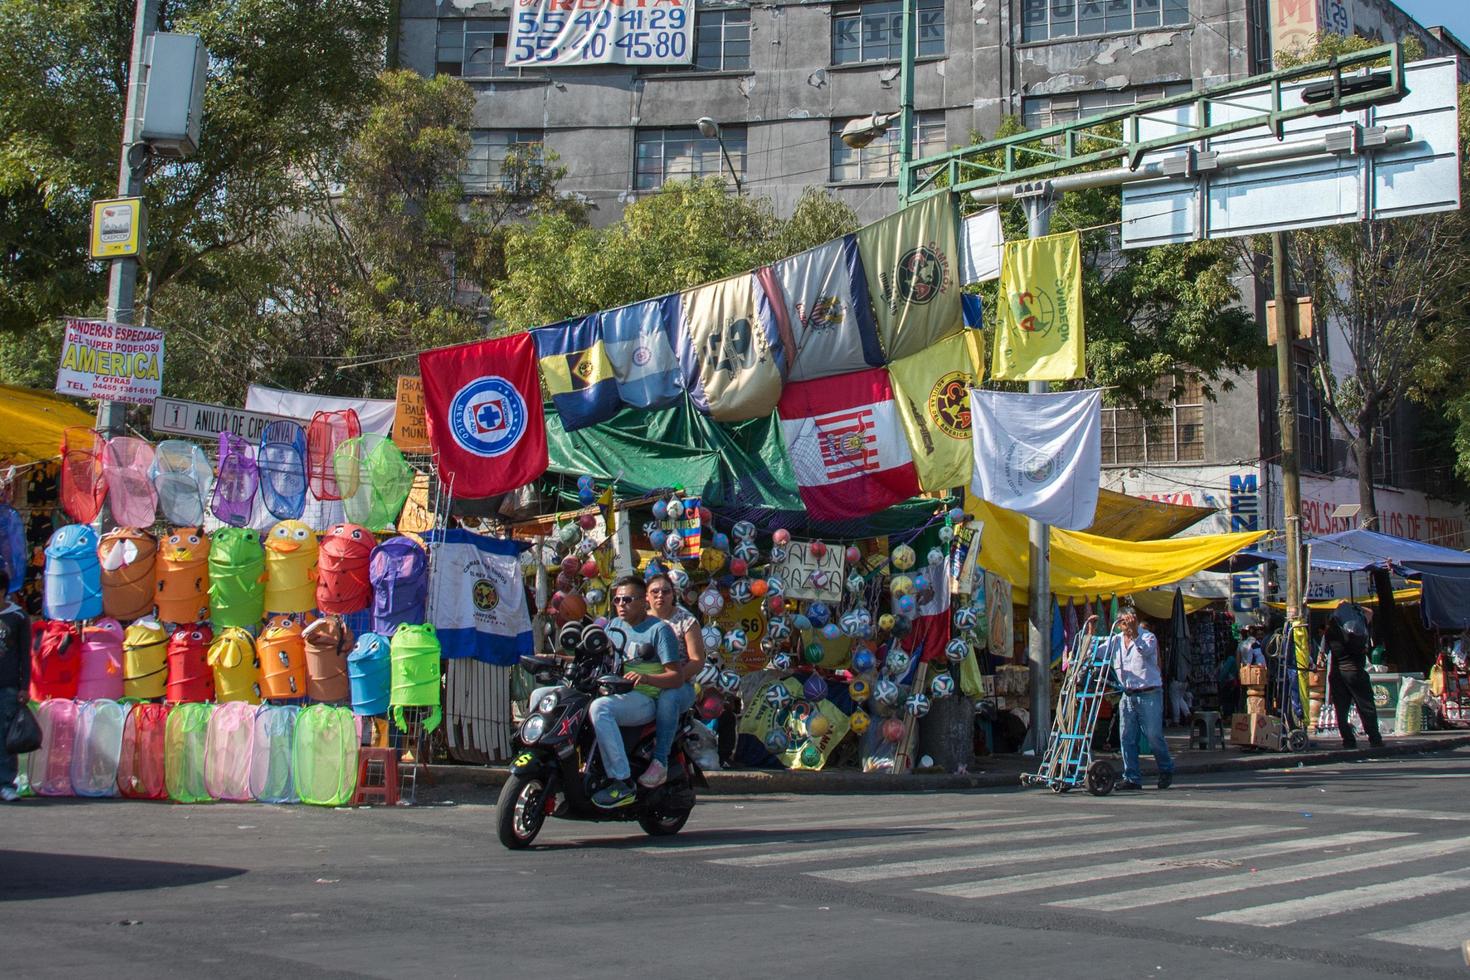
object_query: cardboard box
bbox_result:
[1230,714,1253,746]
[1252,715,1284,750]
[1246,695,1268,716]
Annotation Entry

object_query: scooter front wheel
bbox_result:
[497,774,548,849]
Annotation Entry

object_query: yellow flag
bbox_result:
[887,333,980,491]
[991,230,1084,381]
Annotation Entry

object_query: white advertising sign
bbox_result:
[55,317,164,406]
[151,396,292,442]
[508,0,693,67]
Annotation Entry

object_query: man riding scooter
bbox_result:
[591,576,686,808]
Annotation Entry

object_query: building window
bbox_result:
[465,131,544,194]
[830,111,946,181]
[1021,83,1191,129]
[1101,374,1204,465]
[1294,350,1329,473]
[437,18,535,78]
[832,0,945,65]
[1021,0,1190,43]
[1374,420,1398,485]
[694,8,751,71]
[635,126,746,190]
[1247,0,1272,74]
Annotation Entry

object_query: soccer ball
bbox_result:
[668,568,689,590]
[765,684,793,709]
[765,575,784,597]
[807,713,831,738]
[849,710,871,735]
[799,742,822,768]
[764,728,789,753]
[931,673,957,699]
[696,663,722,688]
[905,693,932,718]
[730,578,753,604]
[771,653,793,672]
[734,540,760,564]
[665,499,685,521]
[891,543,916,571]
[702,625,724,651]
[846,572,866,594]
[849,677,871,700]
[732,520,756,541]
[807,602,831,626]
[718,670,741,694]
[884,649,911,678]
[945,638,969,663]
[890,575,914,597]
[767,618,792,641]
[840,610,865,637]
[803,673,829,702]
[875,678,900,706]
[724,628,749,653]
[954,606,979,631]
[851,648,876,674]
[698,589,725,618]
[821,622,841,641]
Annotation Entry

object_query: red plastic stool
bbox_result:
[353,746,400,806]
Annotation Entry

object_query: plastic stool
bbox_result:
[352,747,400,806]
[1189,711,1225,750]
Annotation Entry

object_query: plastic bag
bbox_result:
[5,700,42,755]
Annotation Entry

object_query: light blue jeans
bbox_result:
[589,691,657,781]
[653,684,695,765]
[1120,689,1174,785]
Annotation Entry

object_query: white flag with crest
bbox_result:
[969,388,1101,530]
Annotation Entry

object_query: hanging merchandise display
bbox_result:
[28,698,79,797]
[291,704,359,807]
[76,617,125,701]
[390,622,443,733]
[69,698,126,798]
[257,419,309,521]
[257,617,307,701]
[347,631,392,716]
[0,503,24,594]
[425,528,533,665]
[152,439,214,526]
[44,524,102,621]
[29,620,82,701]
[855,192,962,362]
[369,535,428,633]
[990,230,1086,382]
[99,526,157,622]
[156,527,211,624]
[102,436,158,529]
[334,436,413,532]
[122,619,169,699]
[211,430,260,528]
[249,703,300,804]
[203,700,256,802]
[679,272,786,422]
[317,523,375,614]
[263,519,319,614]
[116,701,170,799]
[60,426,108,524]
[306,409,362,502]
[166,625,214,703]
[164,701,214,804]
[208,627,261,704]
[208,526,266,628]
[764,233,884,382]
[303,615,353,703]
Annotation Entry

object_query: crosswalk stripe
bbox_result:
[806,823,1272,884]
[1051,833,1443,911]
[923,830,1407,900]
[1086,798,1470,823]
[628,809,1018,853]
[1365,909,1470,950]
[1200,867,1470,927]
[707,814,1116,867]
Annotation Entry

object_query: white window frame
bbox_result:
[635,125,747,191]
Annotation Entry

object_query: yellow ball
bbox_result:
[807,714,831,738]
[849,710,870,734]
[890,575,914,597]
[878,613,896,632]
[891,544,916,571]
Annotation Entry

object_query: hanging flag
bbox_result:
[532,314,619,431]
[426,528,533,665]
[887,332,980,491]
[907,549,952,663]
[959,207,1004,285]
[777,367,919,521]
[991,230,1085,381]
[601,294,687,410]
[855,192,962,362]
[985,570,1013,659]
[765,234,884,381]
[969,388,1101,530]
[680,273,786,422]
[419,334,548,499]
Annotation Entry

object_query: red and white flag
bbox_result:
[419,334,548,499]
[777,367,919,521]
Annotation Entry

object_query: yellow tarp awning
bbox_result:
[969,494,1267,599]
[0,385,94,464]
[1267,587,1423,611]
[1087,488,1218,541]
[1129,588,1214,619]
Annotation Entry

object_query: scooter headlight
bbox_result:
[521,714,547,743]
[536,691,560,714]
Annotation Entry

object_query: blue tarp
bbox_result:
[1242,528,1470,574]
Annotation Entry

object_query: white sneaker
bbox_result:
[0,786,20,802]
[637,760,668,789]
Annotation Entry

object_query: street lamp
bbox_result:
[696,116,743,195]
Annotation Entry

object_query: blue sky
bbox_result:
[1393,0,1470,42]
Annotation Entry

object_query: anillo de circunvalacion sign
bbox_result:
[55,317,164,406]
[508,0,693,67]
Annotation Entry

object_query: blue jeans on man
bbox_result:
[1119,688,1174,787]
[589,691,657,782]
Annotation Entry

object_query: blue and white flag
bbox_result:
[969,388,1101,531]
[766,234,884,381]
[601,295,687,410]
[426,528,533,665]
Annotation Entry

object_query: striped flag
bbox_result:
[531,314,619,431]
[778,367,920,521]
[601,295,687,410]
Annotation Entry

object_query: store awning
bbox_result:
[1086,489,1218,541]
[0,384,95,464]
[1243,528,1470,574]
[971,496,1267,599]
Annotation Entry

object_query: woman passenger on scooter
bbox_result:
[642,573,705,789]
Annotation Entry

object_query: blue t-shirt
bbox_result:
[608,615,683,668]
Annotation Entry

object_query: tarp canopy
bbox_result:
[0,385,95,463]
[1267,587,1423,611]
[970,496,1267,599]
[1086,489,1218,541]
[1244,528,1470,574]
[1130,588,1214,619]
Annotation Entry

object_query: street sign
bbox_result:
[1121,58,1461,248]
[151,396,292,442]
[89,197,145,258]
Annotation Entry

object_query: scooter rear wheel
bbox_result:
[638,806,692,837]
[497,774,548,849]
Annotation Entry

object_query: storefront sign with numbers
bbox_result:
[508,0,693,67]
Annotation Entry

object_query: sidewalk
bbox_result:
[424,729,1470,799]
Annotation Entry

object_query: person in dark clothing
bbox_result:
[1324,601,1382,749]
[0,568,32,800]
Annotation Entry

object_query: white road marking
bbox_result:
[1085,798,1470,823]
[1365,909,1470,950]
[1200,867,1470,927]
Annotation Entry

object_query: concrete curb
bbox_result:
[425,732,1470,797]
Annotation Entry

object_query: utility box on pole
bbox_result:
[140,32,206,159]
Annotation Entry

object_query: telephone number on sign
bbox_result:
[514,9,688,61]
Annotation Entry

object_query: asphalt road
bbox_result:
[6,749,1470,979]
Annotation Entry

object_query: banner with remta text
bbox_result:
[55,317,164,406]
[508,0,694,67]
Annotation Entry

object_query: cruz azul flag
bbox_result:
[855,191,962,362]
[532,314,619,431]
[426,528,533,665]
[991,230,1085,381]
[969,388,1101,531]
[601,294,686,410]
[766,234,884,381]
[419,334,548,499]
[680,273,786,422]
[887,332,979,491]
[778,367,920,521]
